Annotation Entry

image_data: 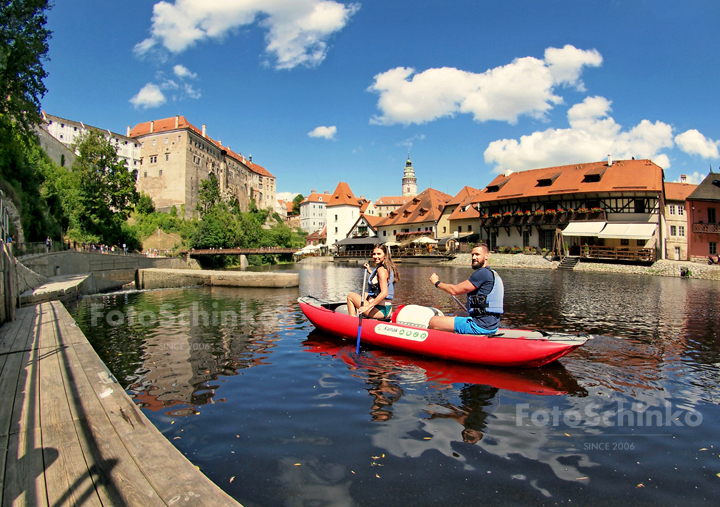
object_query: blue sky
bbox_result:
[42,0,720,203]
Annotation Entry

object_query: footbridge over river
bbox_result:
[181,247,295,256]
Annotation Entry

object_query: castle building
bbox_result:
[402,155,418,196]
[129,116,275,218]
[41,112,141,171]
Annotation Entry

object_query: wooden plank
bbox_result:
[0,432,7,505]
[10,349,42,435]
[0,307,32,355]
[2,427,48,507]
[73,414,166,507]
[42,421,103,507]
[39,344,74,429]
[0,352,24,438]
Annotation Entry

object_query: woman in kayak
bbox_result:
[347,244,400,319]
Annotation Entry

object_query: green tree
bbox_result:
[71,131,139,244]
[196,172,220,215]
[135,191,155,215]
[0,0,51,141]
[292,193,304,215]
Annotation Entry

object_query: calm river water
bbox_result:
[67,263,720,507]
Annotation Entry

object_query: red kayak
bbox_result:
[299,296,592,368]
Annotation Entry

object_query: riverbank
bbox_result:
[445,253,720,280]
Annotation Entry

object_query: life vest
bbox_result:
[467,269,504,315]
[367,265,394,300]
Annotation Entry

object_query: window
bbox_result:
[150,155,157,163]
[669,204,676,215]
[383,231,387,236]
[334,214,338,222]
[335,227,338,234]
[468,225,473,232]
[165,154,169,161]
[152,139,156,146]
[159,170,163,176]
[523,231,530,248]
[634,199,646,213]
[678,205,685,216]
[165,137,168,144]
[709,208,717,224]
[670,225,677,236]
[710,242,717,255]
[143,172,147,178]
[458,226,462,233]
[679,226,685,237]
[637,240,644,246]
[621,239,629,246]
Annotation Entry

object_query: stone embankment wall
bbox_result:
[19,251,197,292]
[15,257,50,295]
[445,253,720,280]
[136,268,299,289]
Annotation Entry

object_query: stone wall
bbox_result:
[19,251,196,292]
[15,257,50,296]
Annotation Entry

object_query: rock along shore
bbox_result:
[444,253,720,281]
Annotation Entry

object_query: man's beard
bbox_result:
[471,259,481,269]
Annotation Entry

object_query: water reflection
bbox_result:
[67,264,720,507]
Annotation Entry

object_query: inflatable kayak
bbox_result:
[298,296,591,368]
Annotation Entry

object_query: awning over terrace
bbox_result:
[597,223,657,240]
[561,221,607,237]
[335,236,380,246]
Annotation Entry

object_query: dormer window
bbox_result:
[412,198,421,205]
[583,166,607,183]
[537,171,561,187]
[485,179,509,193]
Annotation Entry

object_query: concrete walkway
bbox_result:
[19,274,96,308]
[0,301,241,506]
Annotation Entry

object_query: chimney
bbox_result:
[202,124,206,138]
[175,115,179,128]
[311,188,316,193]
[126,126,130,136]
[504,169,513,177]
[607,154,613,166]
[150,121,154,133]
[249,154,252,162]
[681,174,687,184]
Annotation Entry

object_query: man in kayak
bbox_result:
[428,243,504,334]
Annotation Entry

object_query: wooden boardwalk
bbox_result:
[0,301,241,507]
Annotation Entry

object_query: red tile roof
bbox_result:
[376,188,452,227]
[664,181,697,201]
[375,196,410,206]
[447,186,481,206]
[301,191,332,204]
[472,159,663,205]
[130,116,274,178]
[327,182,360,207]
[448,194,481,220]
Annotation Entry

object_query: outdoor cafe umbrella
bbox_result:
[412,237,438,244]
[384,241,401,247]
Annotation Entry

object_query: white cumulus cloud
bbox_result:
[130,83,166,109]
[173,64,197,79]
[484,96,675,171]
[134,0,360,69]
[308,125,337,139]
[675,129,720,159]
[368,45,602,126]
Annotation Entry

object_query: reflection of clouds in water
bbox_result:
[485,403,598,483]
[370,394,477,471]
[277,456,354,507]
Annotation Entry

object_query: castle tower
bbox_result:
[402,155,418,196]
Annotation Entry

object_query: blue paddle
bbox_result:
[356,267,368,354]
